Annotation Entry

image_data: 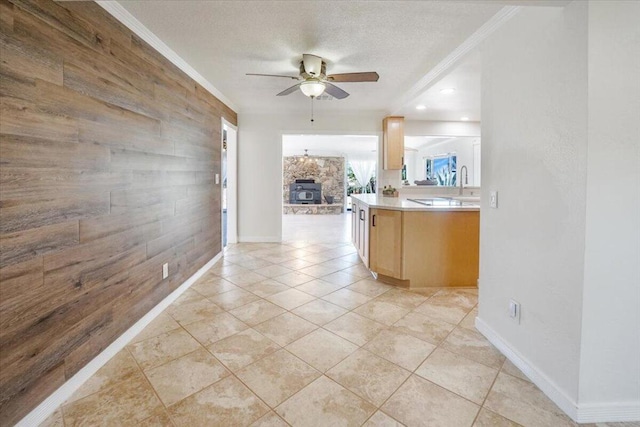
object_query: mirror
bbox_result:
[403,136,481,187]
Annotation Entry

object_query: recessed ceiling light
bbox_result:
[440,88,456,94]
[416,105,426,110]
[460,116,470,121]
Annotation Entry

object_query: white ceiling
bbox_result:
[405,136,456,151]
[397,50,481,121]
[282,135,377,161]
[116,1,504,116]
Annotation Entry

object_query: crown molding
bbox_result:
[389,5,521,115]
[95,0,238,113]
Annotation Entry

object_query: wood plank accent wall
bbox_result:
[0,0,237,423]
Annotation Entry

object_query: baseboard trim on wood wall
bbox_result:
[16,252,223,427]
[475,317,640,423]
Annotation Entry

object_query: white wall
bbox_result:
[578,0,640,410]
[479,0,588,406]
[479,1,640,421]
[404,120,481,137]
[237,111,382,241]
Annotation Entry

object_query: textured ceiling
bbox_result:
[282,135,377,160]
[117,1,503,114]
[397,50,481,121]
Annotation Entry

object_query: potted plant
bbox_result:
[382,185,398,197]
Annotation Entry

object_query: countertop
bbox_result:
[350,194,480,212]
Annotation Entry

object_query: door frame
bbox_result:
[222,119,238,246]
[279,131,381,242]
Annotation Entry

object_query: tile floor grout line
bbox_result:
[124,343,178,426]
[468,352,503,426]
[58,239,586,426]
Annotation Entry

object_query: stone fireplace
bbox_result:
[283,155,345,214]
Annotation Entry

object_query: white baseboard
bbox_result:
[475,317,579,420]
[238,236,281,243]
[475,317,640,423]
[576,402,640,423]
[17,252,222,427]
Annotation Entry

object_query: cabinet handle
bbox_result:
[372,214,376,227]
[359,209,365,221]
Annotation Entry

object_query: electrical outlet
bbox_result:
[162,263,169,279]
[490,191,498,208]
[215,174,220,185]
[509,299,521,323]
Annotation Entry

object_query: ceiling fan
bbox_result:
[247,54,379,100]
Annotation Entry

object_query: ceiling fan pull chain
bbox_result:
[310,96,314,124]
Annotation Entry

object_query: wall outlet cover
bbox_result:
[162,263,169,279]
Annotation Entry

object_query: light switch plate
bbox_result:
[509,299,521,323]
[490,191,498,208]
[215,174,220,185]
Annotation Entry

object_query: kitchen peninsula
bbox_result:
[351,194,480,288]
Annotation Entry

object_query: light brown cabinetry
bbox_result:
[350,199,370,267]
[368,209,479,287]
[358,203,370,266]
[383,116,405,170]
[401,211,479,287]
[351,200,358,246]
[369,209,403,278]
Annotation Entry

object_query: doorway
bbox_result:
[222,120,237,248]
[281,134,378,243]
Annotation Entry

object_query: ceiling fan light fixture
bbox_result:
[300,80,326,98]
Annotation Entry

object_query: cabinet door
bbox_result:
[357,205,365,259]
[383,116,405,170]
[360,203,370,267]
[351,200,358,247]
[369,208,402,278]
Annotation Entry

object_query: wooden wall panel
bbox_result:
[0,0,237,424]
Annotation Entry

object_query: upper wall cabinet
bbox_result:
[383,116,405,170]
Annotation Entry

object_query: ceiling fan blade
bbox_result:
[302,54,323,77]
[246,73,299,80]
[324,82,349,99]
[276,83,302,96]
[327,72,379,83]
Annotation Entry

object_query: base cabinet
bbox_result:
[350,199,370,267]
[357,203,370,267]
[368,208,479,287]
[350,201,358,247]
[369,209,403,278]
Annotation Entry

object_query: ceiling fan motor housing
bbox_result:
[300,61,326,80]
[302,54,325,78]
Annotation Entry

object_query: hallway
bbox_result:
[39,240,602,427]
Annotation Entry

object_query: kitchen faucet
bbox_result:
[459,165,468,195]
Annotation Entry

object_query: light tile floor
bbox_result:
[41,241,639,427]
